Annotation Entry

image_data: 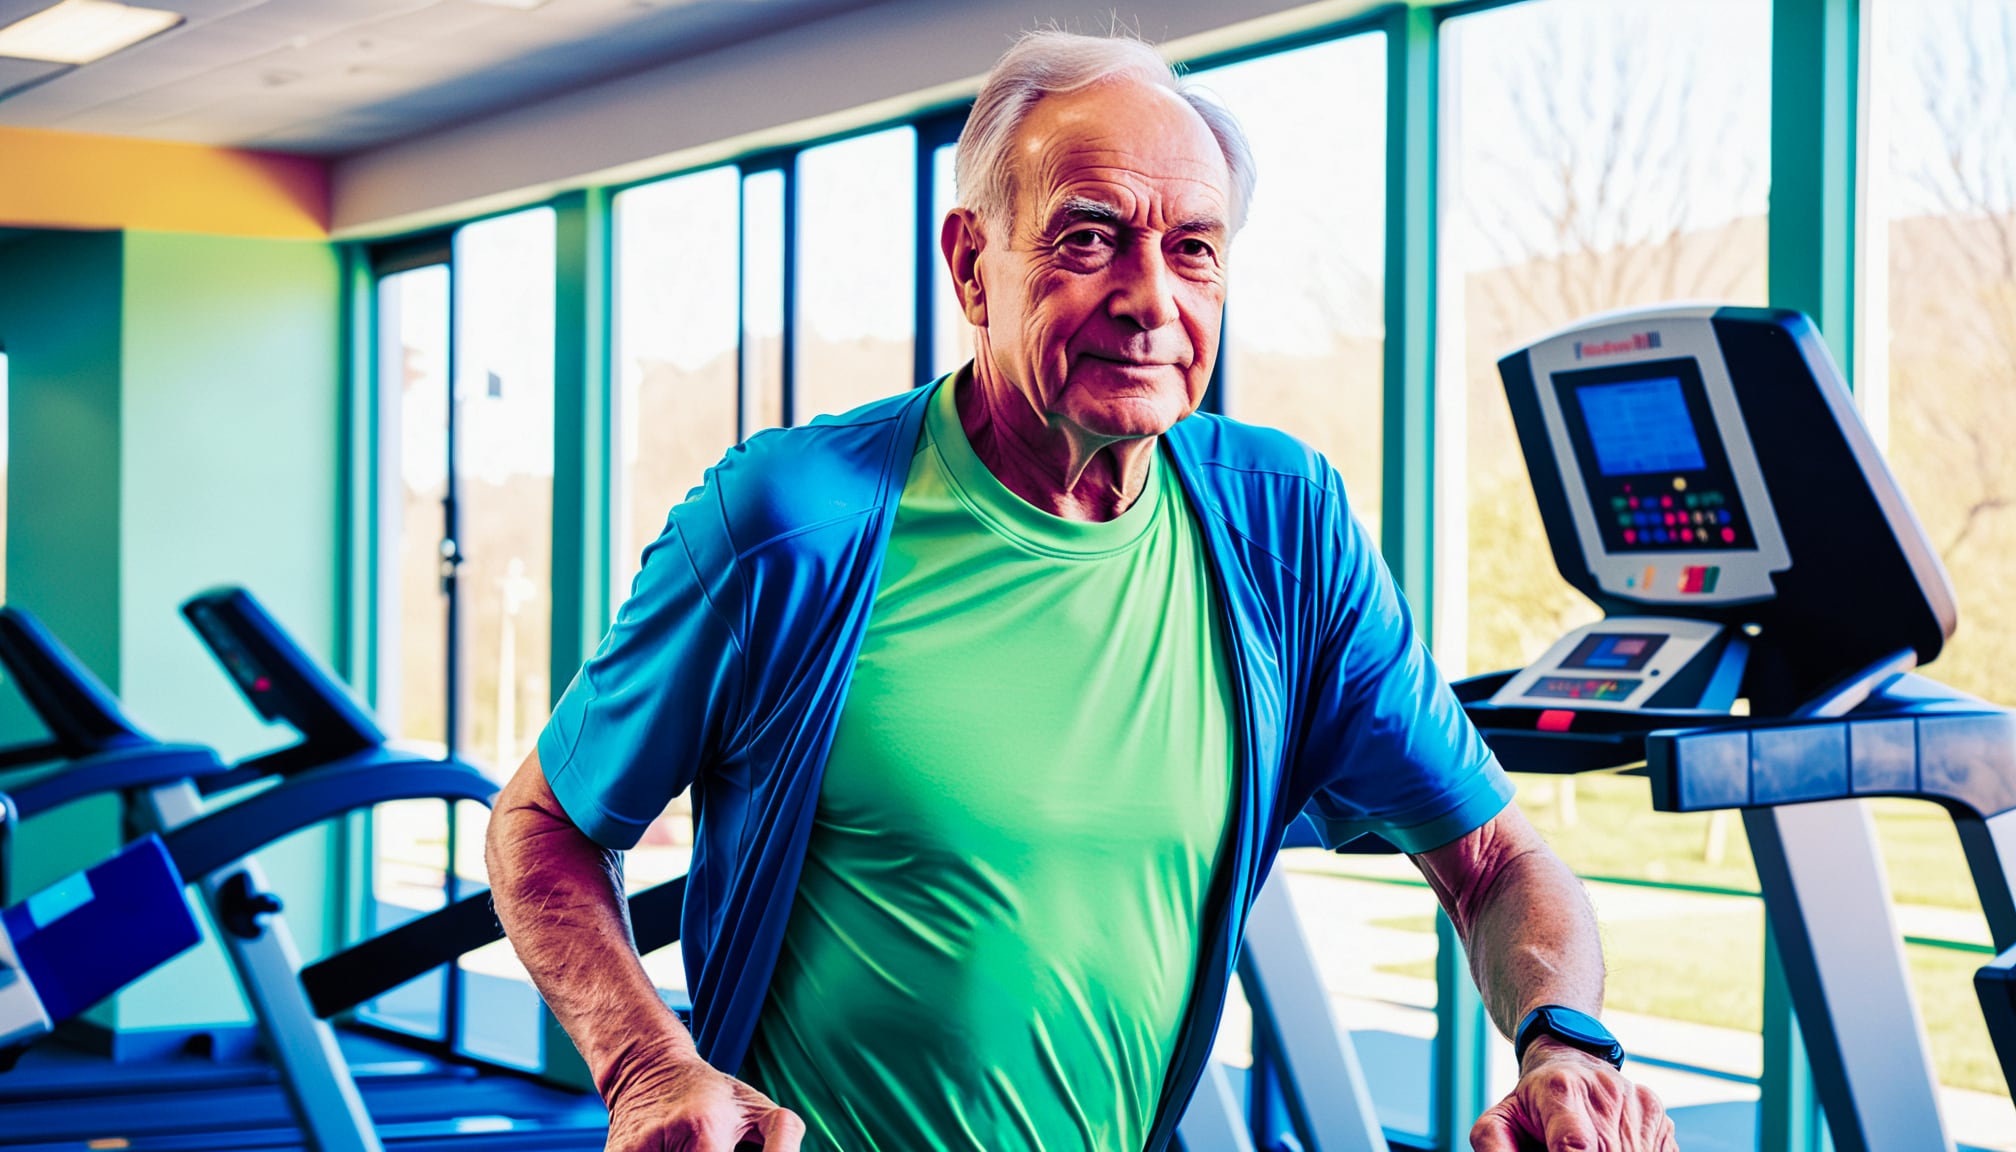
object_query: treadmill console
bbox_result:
[182,587,383,772]
[1517,309,1789,604]
[1496,306,1955,705]
[1490,617,1726,712]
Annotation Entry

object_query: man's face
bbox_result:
[964,79,1232,441]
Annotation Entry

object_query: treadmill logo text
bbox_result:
[1574,332,1662,359]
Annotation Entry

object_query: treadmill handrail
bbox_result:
[158,751,499,882]
[299,876,688,1019]
[1793,648,1918,720]
[1647,706,2016,819]
[7,745,226,821]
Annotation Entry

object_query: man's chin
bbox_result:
[1060,397,1193,442]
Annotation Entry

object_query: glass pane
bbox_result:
[930,142,975,380]
[614,166,743,597]
[454,207,556,779]
[1443,0,1770,681]
[1885,0,2016,710]
[1883,0,2016,1131]
[794,127,917,418]
[366,263,452,1040]
[381,265,451,752]
[1438,0,1774,1110]
[1195,35,1387,542]
[448,207,557,1069]
[743,170,787,434]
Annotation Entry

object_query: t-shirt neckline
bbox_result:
[923,375,1164,558]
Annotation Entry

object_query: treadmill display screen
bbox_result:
[1563,632,1667,672]
[1552,358,1757,556]
[1528,676,1640,702]
[1578,378,1706,476]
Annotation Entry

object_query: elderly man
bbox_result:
[488,30,1676,1152]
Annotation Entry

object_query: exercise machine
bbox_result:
[0,590,501,1151]
[1457,305,2013,1152]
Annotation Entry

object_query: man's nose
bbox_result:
[1107,241,1179,331]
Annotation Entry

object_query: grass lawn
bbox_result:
[1368,900,2005,1094]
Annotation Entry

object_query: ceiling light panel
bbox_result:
[0,0,183,64]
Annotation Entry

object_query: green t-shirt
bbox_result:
[741,378,1237,1151]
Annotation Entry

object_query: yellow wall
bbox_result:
[2,125,327,238]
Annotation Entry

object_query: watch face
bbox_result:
[1545,1006,1611,1046]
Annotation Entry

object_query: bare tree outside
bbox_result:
[1448,0,1770,682]
[1888,0,2016,707]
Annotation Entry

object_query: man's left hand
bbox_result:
[1470,1039,1677,1152]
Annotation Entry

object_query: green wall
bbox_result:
[0,232,129,933]
[0,229,345,1034]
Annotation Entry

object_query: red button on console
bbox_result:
[1537,710,1576,732]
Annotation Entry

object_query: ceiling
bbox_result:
[0,0,887,155]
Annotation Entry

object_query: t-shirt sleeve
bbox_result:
[536,504,744,851]
[1296,468,1513,855]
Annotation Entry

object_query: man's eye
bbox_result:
[1062,229,1110,249]
[1175,238,1215,260]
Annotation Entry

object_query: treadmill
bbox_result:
[1457,304,2015,1152]
[0,589,530,1151]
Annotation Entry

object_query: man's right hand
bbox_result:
[605,1054,806,1152]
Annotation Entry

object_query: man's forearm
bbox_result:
[1413,808,1604,1043]
[486,752,698,1095]
[1459,844,1604,1039]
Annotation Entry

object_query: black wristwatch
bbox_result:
[1514,1005,1625,1070]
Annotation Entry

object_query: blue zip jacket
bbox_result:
[538,380,1512,1150]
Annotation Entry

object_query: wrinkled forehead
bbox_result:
[1007,80,1232,230]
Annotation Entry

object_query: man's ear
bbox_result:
[940,208,989,329]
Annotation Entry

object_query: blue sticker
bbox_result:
[26,871,93,929]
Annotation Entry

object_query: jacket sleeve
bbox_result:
[1295,467,1513,855]
[535,496,745,851]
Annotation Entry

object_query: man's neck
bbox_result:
[956,361,1159,523]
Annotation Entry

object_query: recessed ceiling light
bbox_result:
[0,0,183,65]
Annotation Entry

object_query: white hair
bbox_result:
[954,29,1257,234]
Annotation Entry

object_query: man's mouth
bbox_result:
[1083,354,1179,368]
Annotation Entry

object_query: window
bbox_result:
[1195,35,1387,540]
[1438,0,1773,1109]
[449,207,557,1068]
[795,127,917,416]
[366,208,557,1068]
[613,166,743,599]
[366,260,453,1039]
[1879,0,2016,1125]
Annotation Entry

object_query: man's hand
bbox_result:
[1470,1039,1675,1152]
[604,1046,805,1152]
